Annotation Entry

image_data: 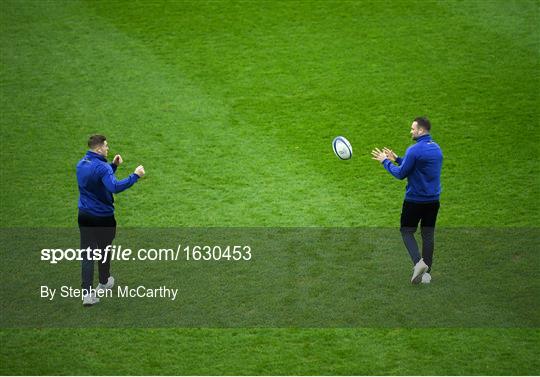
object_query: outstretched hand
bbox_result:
[383,148,397,162]
[112,154,123,166]
[134,165,145,178]
[371,148,387,163]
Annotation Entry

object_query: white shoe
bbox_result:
[83,292,100,306]
[422,272,431,284]
[96,276,115,293]
[411,259,428,284]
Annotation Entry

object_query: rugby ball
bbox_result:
[332,136,353,160]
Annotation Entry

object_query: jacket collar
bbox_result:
[415,134,432,143]
[86,150,107,162]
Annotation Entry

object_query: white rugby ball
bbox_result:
[332,136,353,160]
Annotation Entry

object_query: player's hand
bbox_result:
[112,154,123,166]
[383,148,397,162]
[371,148,387,163]
[134,165,145,178]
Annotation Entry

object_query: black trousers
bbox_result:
[400,200,440,270]
[78,210,116,290]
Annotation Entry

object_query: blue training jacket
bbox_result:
[382,134,443,203]
[76,151,139,217]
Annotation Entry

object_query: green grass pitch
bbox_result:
[1,0,539,375]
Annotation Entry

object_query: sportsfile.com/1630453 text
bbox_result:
[40,244,252,263]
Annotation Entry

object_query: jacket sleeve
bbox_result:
[382,147,415,180]
[98,164,139,194]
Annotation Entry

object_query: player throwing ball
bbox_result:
[76,135,145,305]
[371,117,443,284]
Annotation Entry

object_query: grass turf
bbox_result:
[1,0,539,375]
[1,328,539,375]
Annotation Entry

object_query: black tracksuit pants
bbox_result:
[78,210,116,291]
[400,200,440,271]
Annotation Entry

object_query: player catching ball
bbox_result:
[371,117,443,284]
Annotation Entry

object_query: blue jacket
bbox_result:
[76,151,139,217]
[382,134,443,203]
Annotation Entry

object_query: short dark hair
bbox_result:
[88,135,107,149]
[414,117,431,131]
